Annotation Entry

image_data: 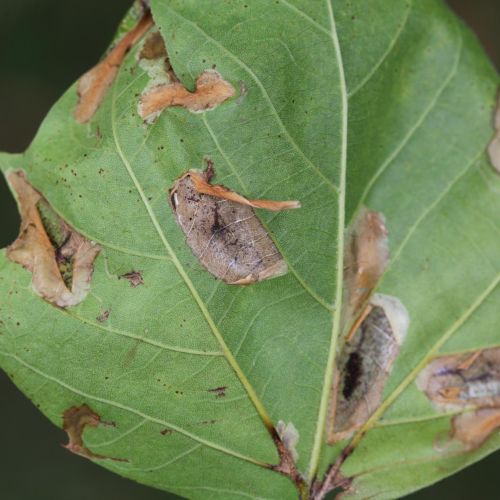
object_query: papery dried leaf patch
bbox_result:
[343,208,389,337]
[6,170,100,307]
[169,167,298,284]
[119,270,144,287]
[137,30,177,85]
[189,169,301,212]
[488,92,500,174]
[452,408,500,451]
[276,420,300,463]
[139,70,235,123]
[417,348,500,450]
[328,294,409,443]
[63,404,125,461]
[74,11,153,123]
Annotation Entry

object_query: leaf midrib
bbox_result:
[307,0,348,482]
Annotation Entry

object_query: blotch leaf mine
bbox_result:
[75,11,153,123]
[6,171,100,307]
[169,167,291,284]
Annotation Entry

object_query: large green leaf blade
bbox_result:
[1,1,499,499]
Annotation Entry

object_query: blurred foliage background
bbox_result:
[0,1,498,498]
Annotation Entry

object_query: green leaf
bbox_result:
[0,1,498,499]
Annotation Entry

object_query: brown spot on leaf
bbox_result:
[452,408,500,451]
[343,208,389,336]
[169,166,297,285]
[418,348,500,450]
[6,171,100,307]
[96,308,111,322]
[62,405,125,461]
[74,11,153,123]
[119,270,144,287]
[417,348,500,410]
[139,69,235,122]
[328,294,409,443]
[207,386,227,398]
[160,428,172,436]
[488,92,500,174]
[200,419,217,425]
[139,31,167,60]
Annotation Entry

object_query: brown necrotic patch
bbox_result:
[169,167,299,285]
[119,270,144,287]
[328,294,409,443]
[6,170,100,307]
[63,404,126,461]
[74,11,153,123]
[139,31,168,60]
[139,69,235,123]
[136,26,235,122]
[343,207,389,339]
[417,348,500,450]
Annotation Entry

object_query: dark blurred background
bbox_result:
[0,1,498,499]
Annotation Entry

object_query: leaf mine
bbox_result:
[137,30,178,85]
[343,208,389,338]
[169,166,298,285]
[328,294,409,444]
[119,270,144,287]
[74,11,153,123]
[62,404,126,461]
[139,69,236,122]
[488,92,500,174]
[276,421,300,463]
[6,170,100,307]
[417,348,500,450]
[136,32,235,122]
[452,408,500,451]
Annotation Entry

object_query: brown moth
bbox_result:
[169,166,299,285]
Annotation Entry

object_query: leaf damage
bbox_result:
[417,348,500,450]
[62,404,126,461]
[139,69,236,122]
[169,165,298,285]
[269,427,308,497]
[343,208,389,338]
[487,92,500,174]
[74,11,154,123]
[6,171,100,308]
[137,30,178,85]
[96,308,111,323]
[207,386,227,398]
[328,294,409,443]
[276,420,300,463]
[136,30,235,122]
[119,270,144,287]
